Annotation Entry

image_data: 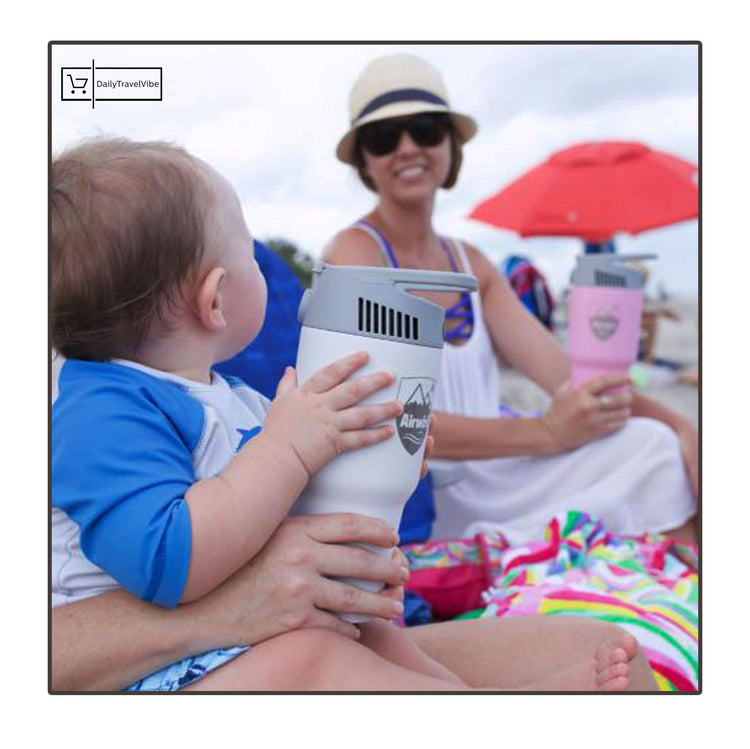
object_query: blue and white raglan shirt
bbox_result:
[52,358,270,690]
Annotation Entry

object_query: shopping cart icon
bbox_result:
[67,74,88,95]
[61,66,94,103]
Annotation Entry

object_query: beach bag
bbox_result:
[501,255,555,330]
[400,533,508,620]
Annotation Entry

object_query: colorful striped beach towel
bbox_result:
[402,511,699,691]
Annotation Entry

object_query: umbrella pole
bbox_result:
[583,238,617,254]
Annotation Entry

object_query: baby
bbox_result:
[51,138,635,691]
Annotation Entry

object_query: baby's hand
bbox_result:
[262,352,402,478]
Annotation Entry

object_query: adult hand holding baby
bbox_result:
[203,513,408,644]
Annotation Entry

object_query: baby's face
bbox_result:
[203,167,267,361]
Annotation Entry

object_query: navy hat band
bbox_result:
[355,88,448,122]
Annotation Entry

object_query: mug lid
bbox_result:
[570,254,657,289]
[298,263,477,348]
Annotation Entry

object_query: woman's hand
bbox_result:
[197,513,409,645]
[675,420,699,496]
[419,415,437,480]
[541,374,633,452]
[262,352,402,478]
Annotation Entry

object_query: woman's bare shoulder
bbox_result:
[323,227,387,267]
[454,240,498,286]
[459,240,491,267]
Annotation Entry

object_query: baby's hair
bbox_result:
[51,137,214,361]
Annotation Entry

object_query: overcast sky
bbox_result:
[51,43,699,296]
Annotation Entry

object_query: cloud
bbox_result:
[51,43,699,296]
[451,44,698,129]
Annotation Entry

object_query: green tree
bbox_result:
[263,238,315,289]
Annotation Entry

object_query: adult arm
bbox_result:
[327,232,697,484]
[473,244,697,488]
[438,245,698,486]
[325,233,631,460]
[430,245,634,458]
[51,588,219,692]
[51,513,408,692]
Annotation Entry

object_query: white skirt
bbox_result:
[431,417,697,545]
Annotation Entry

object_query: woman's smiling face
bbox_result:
[359,115,453,203]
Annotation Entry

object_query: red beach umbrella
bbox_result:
[469,141,698,242]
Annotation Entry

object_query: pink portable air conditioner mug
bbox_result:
[567,254,656,390]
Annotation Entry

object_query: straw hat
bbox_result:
[336,54,478,164]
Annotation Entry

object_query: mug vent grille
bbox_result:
[595,270,627,287]
[358,297,419,341]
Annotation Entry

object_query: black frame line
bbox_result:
[48,40,702,696]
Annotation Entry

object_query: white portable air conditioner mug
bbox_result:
[290,263,477,622]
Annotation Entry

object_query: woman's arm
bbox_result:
[326,232,563,457]
[431,246,633,459]
[468,244,570,392]
[51,513,408,692]
[430,374,632,460]
[327,231,697,477]
[469,245,698,487]
[430,412,556,459]
[325,233,631,460]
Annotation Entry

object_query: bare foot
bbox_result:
[515,632,638,692]
[593,632,638,691]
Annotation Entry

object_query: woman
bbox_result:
[324,53,698,545]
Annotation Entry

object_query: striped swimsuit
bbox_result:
[352,220,474,343]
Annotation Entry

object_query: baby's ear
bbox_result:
[196,266,227,331]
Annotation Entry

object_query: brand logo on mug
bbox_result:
[589,308,620,341]
[396,378,435,455]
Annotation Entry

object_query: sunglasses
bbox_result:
[357,113,451,157]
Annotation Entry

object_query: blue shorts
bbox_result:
[125,645,249,692]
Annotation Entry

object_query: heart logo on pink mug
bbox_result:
[589,312,620,341]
